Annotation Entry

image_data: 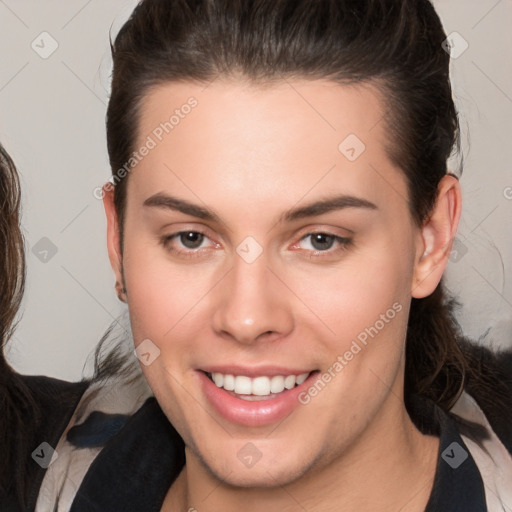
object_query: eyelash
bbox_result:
[161,230,352,259]
[295,232,352,258]
[161,230,212,259]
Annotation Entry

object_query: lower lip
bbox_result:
[197,370,318,427]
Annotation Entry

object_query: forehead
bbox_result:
[137,78,385,153]
[129,78,408,215]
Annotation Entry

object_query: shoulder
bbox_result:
[450,390,512,511]
[20,373,89,408]
[20,374,89,450]
[34,367,153,511]
[458,337,512,453]
[449,338,512,511]
[8,375,89,512]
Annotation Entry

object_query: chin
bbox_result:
[209,460,307,489]
[195,441,314,489]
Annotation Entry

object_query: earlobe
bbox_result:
[102,184,126,295]
[411,175,462,299]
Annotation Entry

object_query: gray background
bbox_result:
[0,0,510,381]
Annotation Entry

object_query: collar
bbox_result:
[416,395,488,511]
[69,395,487,512]
[70,397,185,512]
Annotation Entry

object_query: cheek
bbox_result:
[121,236,216,346]
[287,250,412,423]
[122,217,415,360]
[288,239,413,339]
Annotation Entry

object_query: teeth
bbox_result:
[252,376,271,396]
[296,372,308,385]
[212,373,224,387]
[209,371,311,396]
[284,375,296,389]
[234,375,252,394]
[223,374,235,391]
[270,375,285,393]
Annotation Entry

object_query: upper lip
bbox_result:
[199,366,316,378]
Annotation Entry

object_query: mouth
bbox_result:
[202,370,314,401]
[197,368,320,427]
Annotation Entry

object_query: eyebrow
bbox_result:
[143,193,378,224]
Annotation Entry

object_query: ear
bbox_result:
[103,184,125,291]
[411,175,462,299]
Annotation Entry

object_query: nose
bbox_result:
[211,252,294,345]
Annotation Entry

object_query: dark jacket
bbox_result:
[3,343,512,512]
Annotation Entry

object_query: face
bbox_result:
[105,78,435,488]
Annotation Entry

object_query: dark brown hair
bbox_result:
[0,2,509,506]
[0,144,41,503]
[106,0,509,425]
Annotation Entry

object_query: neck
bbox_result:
[163,393,440,512]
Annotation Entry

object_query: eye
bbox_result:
[160,229,351,260]
[161,230,216,257]
[176,231,206,249]
[295,232,352,256]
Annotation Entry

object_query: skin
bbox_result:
[103,78,461,511]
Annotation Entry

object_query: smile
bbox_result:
[197,369,320,426]
[206,371,311,399]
